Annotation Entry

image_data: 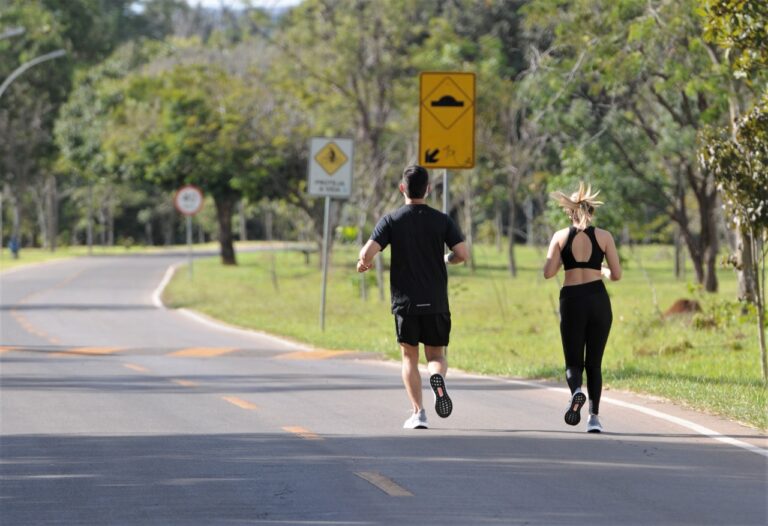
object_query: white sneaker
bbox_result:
[586,414,603,433]
[403,409,428,429]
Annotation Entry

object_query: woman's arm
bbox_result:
[543,233,563,279]
[602,232,622,281]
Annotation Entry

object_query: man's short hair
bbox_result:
[402,165,429,198]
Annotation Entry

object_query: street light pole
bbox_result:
[0,49,66,102]
[0,27,24,41]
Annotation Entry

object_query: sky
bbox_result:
[184,0,302,9]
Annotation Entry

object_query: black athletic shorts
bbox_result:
[394,312,451,346]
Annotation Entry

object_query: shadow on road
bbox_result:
[0,432,765,525]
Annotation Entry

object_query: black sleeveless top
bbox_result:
[561,226,604,270]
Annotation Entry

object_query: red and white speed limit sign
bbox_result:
[174,185,204,216]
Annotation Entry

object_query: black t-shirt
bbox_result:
[370,204,464,315]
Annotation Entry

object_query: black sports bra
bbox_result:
[561,226,604,270]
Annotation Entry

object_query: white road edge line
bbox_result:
[152,263,767,459]
[528,377,765,458]
[151,263,312,352]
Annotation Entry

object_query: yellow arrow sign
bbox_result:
[419,72,475,169]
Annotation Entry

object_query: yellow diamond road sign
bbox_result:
[308,138,354,198]
[314,142,348,176]
[419,72,475,169]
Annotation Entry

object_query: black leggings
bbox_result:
[559,280,612,415]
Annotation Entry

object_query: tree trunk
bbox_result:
[87,184,94,255]
[33,187,48,249]
[735,228,759,302]
[524,196,534,246]
[46,174,58,252]
[749,229,767,381]
[145,221,153,246]
[494,204,502,253]
[699,189,719,292]
[507,193,517,277]
[214,193,237,265]
[239,199,247,241]
[9,187,20,248]
[674,226,684,279]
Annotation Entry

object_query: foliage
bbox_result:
[700,95,768,232]
[700,0,768,79]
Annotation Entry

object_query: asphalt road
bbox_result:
[1,253,766,525]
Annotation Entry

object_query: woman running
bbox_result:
[543,182,622,432]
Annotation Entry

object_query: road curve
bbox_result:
[1,254,766,525]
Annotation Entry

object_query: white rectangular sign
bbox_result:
[307,137,354,198]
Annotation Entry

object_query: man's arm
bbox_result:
[444,241,469,265]
[357,239,382,272]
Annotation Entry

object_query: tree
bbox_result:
[521,0,744,292]
[700,0,768,302]
[700,97,768,380]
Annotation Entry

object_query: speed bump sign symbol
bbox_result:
[419,72,475,169]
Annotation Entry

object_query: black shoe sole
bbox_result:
[564,392,586,426]
[430,374,452,418]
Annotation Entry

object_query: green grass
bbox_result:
[164,243,767,430]
[0,245,134,271]
[0,241,288,272]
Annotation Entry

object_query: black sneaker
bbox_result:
[564,390,586,426]
[430,374,453,418]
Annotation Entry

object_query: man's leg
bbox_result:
[424,345,447,376]
[425,345,452,418]
[401,343,423,413]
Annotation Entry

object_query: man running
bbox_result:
[357,165,468,429]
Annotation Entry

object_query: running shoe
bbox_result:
[403,409,428,429]
[430,373,453,418]
[586,414,603,433]
[564,390,586,426]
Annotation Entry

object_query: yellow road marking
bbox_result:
[52,347,122,357]
[354,471,413,497]
[275,350,351,360]
[172,379,198,387]
[221,396,258,410]
[282,426,322,440]
[123,363,149,373]
[170,347,237,358]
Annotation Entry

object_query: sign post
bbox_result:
[174,184,204,279]
[308,137,354,331]
[419,72,476,213]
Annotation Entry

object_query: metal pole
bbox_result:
[442,169,449,213]
[0,49,66,102]
[319,196,331,331]
[0,27,24,41]
[187,215,193,279]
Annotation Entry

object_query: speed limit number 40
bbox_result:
[174,185,204,216]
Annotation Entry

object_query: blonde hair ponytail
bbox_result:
[550,181,604,230]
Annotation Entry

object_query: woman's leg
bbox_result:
[584,293,612,415]
[560,297,588,394]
